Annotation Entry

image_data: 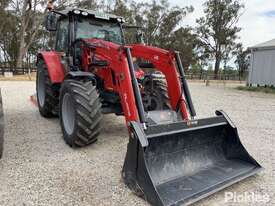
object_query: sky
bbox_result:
[168,0,275,48]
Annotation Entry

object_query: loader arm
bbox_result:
[80,39,191,122]
[79,39,142,123]
[130,44,189,120]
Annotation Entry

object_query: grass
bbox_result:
[236,86,275,94]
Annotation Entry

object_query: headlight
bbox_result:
[73,10,81,15]
[82,11,88,16]
[118,18,125,23]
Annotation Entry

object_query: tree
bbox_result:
[73,0,98,10]
[0,14,19,67]
[14,0,70,68]
[235,44,250,80]
[130,0,196,69]
[196,0,244,79]
[0,0,20,67]
[0,0,200,70]
[132,0,193,46]
[113,0,133,22]
[0,0,10,34]
[15,0,44,68]
[168,27,199,71]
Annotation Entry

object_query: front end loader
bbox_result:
[36,6,262,206]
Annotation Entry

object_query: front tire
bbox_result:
[60,80,103,147]
[142,74,171,111]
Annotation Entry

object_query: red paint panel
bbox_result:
[81,39,140,122]
[39,51,65,83]
[56,38,188,123]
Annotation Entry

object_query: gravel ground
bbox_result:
[0,81,274,206]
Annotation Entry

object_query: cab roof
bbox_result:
[55,8,124,22]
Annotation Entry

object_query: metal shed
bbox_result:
[249,39,275,86]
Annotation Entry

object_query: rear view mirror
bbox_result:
[45,12,57,31]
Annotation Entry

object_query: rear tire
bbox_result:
[36,59,59,117]
[142,74,171,111]
[60,80,103,147]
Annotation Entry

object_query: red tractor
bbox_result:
[37,7,262,206]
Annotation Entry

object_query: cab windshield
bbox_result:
[76,17,123,45]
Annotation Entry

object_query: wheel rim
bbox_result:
[37,69,46,107]
[143,93,161,111]
[62,93,75,135]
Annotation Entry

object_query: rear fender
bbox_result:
[37,51,65,84]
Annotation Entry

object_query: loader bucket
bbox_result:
[122,110,262,206]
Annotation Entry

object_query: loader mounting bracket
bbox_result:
[65,71,96,84]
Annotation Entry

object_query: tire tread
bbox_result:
[60,80,102,147]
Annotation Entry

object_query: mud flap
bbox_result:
[122,110,262,206]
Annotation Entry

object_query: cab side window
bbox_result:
[56,19,69,53]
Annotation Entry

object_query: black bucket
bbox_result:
[122,111,262,206]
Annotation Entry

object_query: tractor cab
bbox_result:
[45,8,125,56]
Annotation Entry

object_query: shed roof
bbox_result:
[250,38,275,50]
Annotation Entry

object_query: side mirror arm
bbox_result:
[45,12,57,31]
